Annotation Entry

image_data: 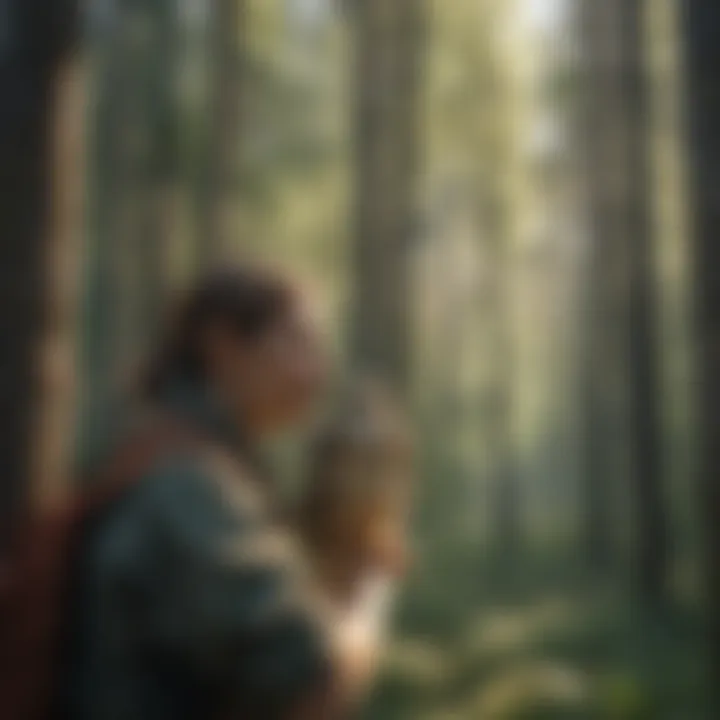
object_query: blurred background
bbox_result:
[1,0,718,717]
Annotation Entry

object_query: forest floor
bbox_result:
[366,556,708,719]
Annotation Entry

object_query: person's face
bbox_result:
[209,302,329,437]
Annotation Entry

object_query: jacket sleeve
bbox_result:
[96,456,334,719]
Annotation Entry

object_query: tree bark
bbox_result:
[136,0,181,344]
[350,0,425,394]
[577,0,669,588]
[0,0,83,551]
[81,9,138,446]
[577,0,623,572]
[478,84,519,558]
[618,0,669,601]
[680,0,720,696]
[196,0,245,267]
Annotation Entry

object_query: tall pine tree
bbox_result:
[681,0,720,695]
[350,0,425,394]
[0,0,82,549]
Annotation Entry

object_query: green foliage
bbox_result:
[368,573,707,719]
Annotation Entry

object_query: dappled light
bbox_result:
[0,0,717,718]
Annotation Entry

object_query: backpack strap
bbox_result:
[0,417,202,720]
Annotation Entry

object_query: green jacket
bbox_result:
[60,383,330,720]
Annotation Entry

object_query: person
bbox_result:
[57,265,385,720]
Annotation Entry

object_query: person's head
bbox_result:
[143,263,328,438]
[299,380,414,590]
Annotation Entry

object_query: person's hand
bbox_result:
[331,604,382,703]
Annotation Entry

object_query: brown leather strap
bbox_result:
[78,417,202,519]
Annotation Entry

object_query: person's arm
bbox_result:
[290,577,393,720]
[328,573,397,707]
[111,458,384,719]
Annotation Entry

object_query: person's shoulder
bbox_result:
[86,449,245,573]
[132,444,269,536]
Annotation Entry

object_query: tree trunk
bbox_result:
[81,9,140,448]
[478,106,519,558]
[351,0,425,394]
[483,211,518,557]
[0,0,83,552]
[136,0,181,345]
[577,0,622,572]
[681,0,720,696]
[196,0,245,267]
[579,0,669,594]
[578,0,660,579]
[618,0,669,601]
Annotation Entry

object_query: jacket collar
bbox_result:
[158,377,266,476]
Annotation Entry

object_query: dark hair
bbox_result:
[141,265,296,398]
